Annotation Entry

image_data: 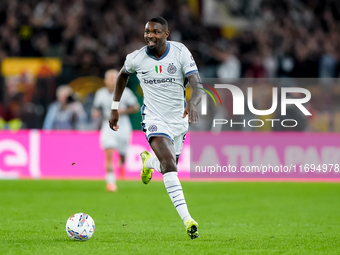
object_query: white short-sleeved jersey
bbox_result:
[93,86,138,126]
[93,87,138,152]
[124,41,198,125]
[93,87,138,135]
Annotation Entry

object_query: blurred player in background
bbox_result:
[109,17,203,239]
[92,69,139,192]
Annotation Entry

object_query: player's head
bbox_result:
[104,69,118,93]
[144,16,169,52]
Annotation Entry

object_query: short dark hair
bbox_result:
[148,16,168,30]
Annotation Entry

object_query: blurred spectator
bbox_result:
[261,46,277,78]
[43,85,86,130]
[319,41,338,78]
[245,53,266,78]
[211,40,241,79]
[0,93,23,130]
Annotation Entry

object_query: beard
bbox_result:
[147,44,158,53]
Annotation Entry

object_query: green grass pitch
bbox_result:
[0,180,339,254]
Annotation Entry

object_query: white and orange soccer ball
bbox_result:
[66,213,95,241]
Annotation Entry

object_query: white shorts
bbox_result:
[100,122,131,155]
[142,120,188,157]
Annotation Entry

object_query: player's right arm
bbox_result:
[109,67,130,131]
[91,89,103,120]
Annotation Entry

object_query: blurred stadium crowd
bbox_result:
[0,0,340,131]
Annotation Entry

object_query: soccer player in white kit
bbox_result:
[92,69,139,192]
[109,17,203,239]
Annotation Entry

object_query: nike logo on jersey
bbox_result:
[141,71,149,74]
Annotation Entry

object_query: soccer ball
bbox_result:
[66,213,95,241]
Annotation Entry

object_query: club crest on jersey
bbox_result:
[148,125,157,132]
[155,65,162,73]
[167,63,177,74]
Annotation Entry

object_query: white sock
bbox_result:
[106,172,116,184]
[163,172,192,225]
[145,156,161,173]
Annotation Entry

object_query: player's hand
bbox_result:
[183,101,199,124]
[109,110,120,131]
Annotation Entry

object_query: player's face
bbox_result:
[144,22,169,51]
[105,72,117,93]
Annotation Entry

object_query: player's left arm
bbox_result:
[183,73,203,124]
[181,44,203,124]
